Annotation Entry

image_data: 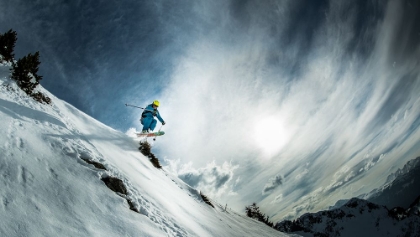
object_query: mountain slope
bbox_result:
[275,156,420,237]
[366,156,420,209]
[275,198,420,237]
[0,63,286,237]
[329,156,420,211]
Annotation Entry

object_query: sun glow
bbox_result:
[253,116,290,156]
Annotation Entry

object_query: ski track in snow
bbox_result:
[55,119,189,236]
[53,133,189,236]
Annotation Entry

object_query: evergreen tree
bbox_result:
[0,29,17,62]
[11,51,43,95]
[245,203,274,227]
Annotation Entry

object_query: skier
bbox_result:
[140,100,166,133]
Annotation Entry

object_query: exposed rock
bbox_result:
[101,176,127,195]
[127,199,140,213]
[139,141,162,169]
[81,158,107,170]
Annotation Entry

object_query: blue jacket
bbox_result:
[141,104,164,123]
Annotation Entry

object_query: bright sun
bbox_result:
[253,116,290,156]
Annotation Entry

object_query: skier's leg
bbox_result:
[142,117,152,131]
[150,119,157,131]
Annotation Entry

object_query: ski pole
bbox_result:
[125,103,145,109]
[153,125,163,141]
[125,104,156,113]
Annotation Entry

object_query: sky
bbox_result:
[1,0,420,222]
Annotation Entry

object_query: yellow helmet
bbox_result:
[152,100,160,107]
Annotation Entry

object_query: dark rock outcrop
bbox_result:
[81,158,107,170]
[101,176,128,195]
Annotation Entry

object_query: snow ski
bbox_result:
[136,131,165,138]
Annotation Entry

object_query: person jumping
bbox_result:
[140,100,166,133]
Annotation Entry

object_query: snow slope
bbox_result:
[0,63,289,237]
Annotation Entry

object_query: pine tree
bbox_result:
[11,51,43,95]
[0,29,18,62]
[245,203,274,227]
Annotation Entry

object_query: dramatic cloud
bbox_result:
[164,159,238,197]
[262,175,283,195]
[158,0,420,221]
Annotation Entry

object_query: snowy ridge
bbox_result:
[278,156,420,237]
[330,156,420,210]
[0,63,287,236]
[384,157,420,184]
[363,156,420,209]
[275,198,420,237]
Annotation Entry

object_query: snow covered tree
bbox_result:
[0,29,17,62]
[245,203,273,227]
[4,31,51,104]
[200,191,215,208]
[11,51,42,95]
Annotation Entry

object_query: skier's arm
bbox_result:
[156,111,165,124]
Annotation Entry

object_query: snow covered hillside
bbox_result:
[0,63,287,237]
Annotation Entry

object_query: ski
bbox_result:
[135,131,165,138]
